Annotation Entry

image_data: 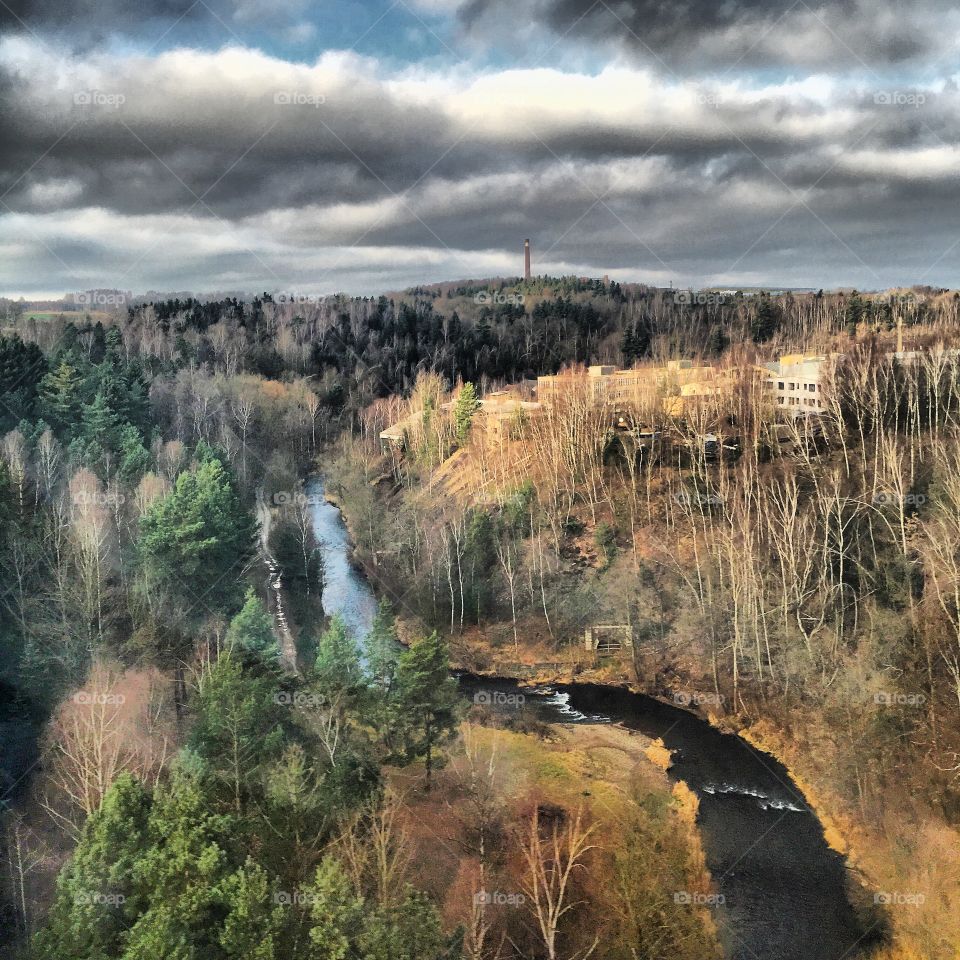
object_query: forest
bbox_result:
[0,282,731,960]
[335,342,960,958]
[2,278,960,959]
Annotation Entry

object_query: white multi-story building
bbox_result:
[764,354,836,415]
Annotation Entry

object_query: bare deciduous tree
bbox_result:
[517,806,598,960]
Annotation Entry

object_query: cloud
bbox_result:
[2,37,960,295]
[0,0,326,54]
[0,0,206,44]
[23,177,85,208]
[457,0,956,70]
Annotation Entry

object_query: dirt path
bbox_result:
[256,493,298,672]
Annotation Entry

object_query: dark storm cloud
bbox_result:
[0,0,301,52]
[3,60,952,225]
[0,0,202,35]
[458,0,948,68]
[0,52,456,217]
[3,34,960,294]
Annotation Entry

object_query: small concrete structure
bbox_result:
[584,624,634,654]
[379,414,419,453]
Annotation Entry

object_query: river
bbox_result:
[306,476,877,960]
[306,477,379,642]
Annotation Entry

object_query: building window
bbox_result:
[777,381,784,390]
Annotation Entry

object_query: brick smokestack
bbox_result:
[524,238,531,281]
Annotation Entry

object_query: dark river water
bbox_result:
[307,476,878,960]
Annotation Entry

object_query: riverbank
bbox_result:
[316,468,908,958]
[310,474,730,957]
[453,658,960,960]
[389,715,724,960]
[736,718,959,960]
[255,494,299,670]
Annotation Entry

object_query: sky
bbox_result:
[1,0,959,298]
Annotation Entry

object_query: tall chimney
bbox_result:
[524,238,531,281]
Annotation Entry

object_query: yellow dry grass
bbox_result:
[644,736,673,772]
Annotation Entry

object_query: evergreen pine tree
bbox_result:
[32,773,152,960]
[81,390,122,462]
[90,322,107,364]
[0,335,47,430]
[453,382,480,445]
[314,615,364,710]
[138,457,258,614]
[365,600,400,694]
[118,424,150,484]
[390,632,459,786]
[226,588,280,659]
[39,360,82,434]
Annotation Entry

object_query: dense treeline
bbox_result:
[9,282,936,421]
[0,308,463,954]
[0,286,726,960]
[7,280,960,959]
[8,283,956,431]
[30,610,463,960]
[0,317,322,706]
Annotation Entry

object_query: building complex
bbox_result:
[380,346,951,451]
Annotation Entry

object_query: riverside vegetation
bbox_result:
[5,280,960,957]
[0,283,742,960]
[332,342,960,957]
